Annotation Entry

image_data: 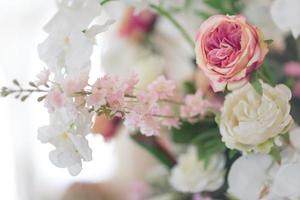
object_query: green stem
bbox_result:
[100,0,111,5]
[257,70,272,85]
[297,38,300,61]
[150,4,195,49]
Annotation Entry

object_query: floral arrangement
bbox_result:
[2,0,300,199]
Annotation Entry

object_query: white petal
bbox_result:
[228,154,273,200]
[272,163,300,197]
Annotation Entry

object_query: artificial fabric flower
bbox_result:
[228,127,300,200]
[38,108,92,176]
[180,90,211,119]
[284,61,300,78]
[195,15,268,92]
[119,7,157,41]
[169,147,225,193]
[271,0,300,39]
[219,81,293,153]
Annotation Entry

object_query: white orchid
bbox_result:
[228,127,300,200]
[271,0,300,39]
[38,108,92,176]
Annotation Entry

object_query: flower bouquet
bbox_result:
[2,0,300,199]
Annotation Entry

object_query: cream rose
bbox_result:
[169,147,225,193]
[220,82,293,153]
[195,15,269,92]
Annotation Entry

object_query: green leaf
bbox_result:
[131,133,176,169]
[270,146,281,164]
[264,39,274,45]
[228,149,239,160]
[183,81,197,94]
[226,193,239,200]
[250,73,263,95]
[171,120,217,144]
[37,95,47,102]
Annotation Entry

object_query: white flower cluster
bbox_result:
[169,147,225,193]
[228,128,300,199]
[37,0,112,175]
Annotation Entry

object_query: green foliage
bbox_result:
[171,120,216,144]
[131,133,176,169]
[203,0,244,15]
[250,73,263,95]
[270,146,282,164]
[171,120,226,165]
[183,80,197,94]
[192,128,226,166]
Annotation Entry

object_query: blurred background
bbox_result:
[0,1,133,199]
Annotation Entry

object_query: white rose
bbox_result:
[220,82,293,153]
[169,147,225,193]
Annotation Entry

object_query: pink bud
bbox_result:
[284,61,300,77]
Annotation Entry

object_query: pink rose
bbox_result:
[195,15,269,92]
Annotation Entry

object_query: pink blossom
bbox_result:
[147,76,176,100]
[180,90,211,119]
[159,105,180,129]
[293,81,300,97]
[45,88,66,112]
[284,61,300,77]
[35,69,50,86]
[136,90,159,114]
[124,72,139,95]
[139,116,160,136]
[62,73,89,96]
[86,88,106,109]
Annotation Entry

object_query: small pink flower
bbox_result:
[293,81,300,97]
[284,61,300,77]
[147,76,176,100]
[86,88,106,109]
[180,90,211,119]
[45,88,65,112]
[137,90,159,114]
[62,73,88,96]
[140,116,160,136]
[124,72,139,95]
[35,69,50,86]
[195,15,269,92]
[159,105,180,129]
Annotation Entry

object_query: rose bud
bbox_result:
[119,7,157,42]
[91,114,122,141]
[195,15,269,92]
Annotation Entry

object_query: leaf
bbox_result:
[21,95,29,102]
[29,81,37,88]
[37,95,47,102]
[13,79,20,86]
[250,73,263,95]
[131,133,176,169]
[171,120,217,144]
[264,39,274,45]
[228,149,239,160]
[183,81,197,94]
[270,146,281,164]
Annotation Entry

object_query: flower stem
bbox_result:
[150,4,195,49]
[100,0,111,5]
